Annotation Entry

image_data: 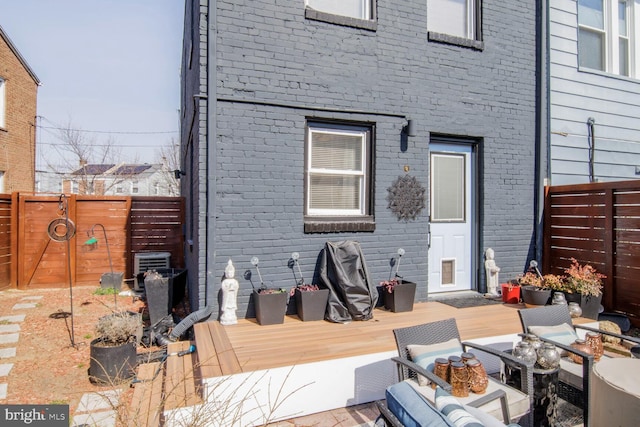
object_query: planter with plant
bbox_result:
[500,281,521,304]
[251,257,288,325]
[379,248,416,313]
[288,252,329,321]
[519,261,564,307]
[89,311,142,384]
[560,258,605,319]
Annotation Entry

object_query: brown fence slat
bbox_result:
[545,180,640,325]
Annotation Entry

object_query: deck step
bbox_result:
[194,320,242,377]
[164,341,203,410]
[130,361,164,427]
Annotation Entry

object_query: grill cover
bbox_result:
[319,240,378,323]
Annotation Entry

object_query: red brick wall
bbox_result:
[0,34,38,192]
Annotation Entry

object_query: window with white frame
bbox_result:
[305,122,373,221]
[305,0,371,20]
[427,0,480,40]
[578,0,634,77]
[131,180,139,194]
[0,78,5,129]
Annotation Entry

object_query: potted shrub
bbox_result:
[250,256,288,325]
[380,279,417,313]
[291,284,330,321]
[89,311,141,384]
[519,271,553,307]
[561,258,605,319]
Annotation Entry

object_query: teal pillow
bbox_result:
[435,387,484,427]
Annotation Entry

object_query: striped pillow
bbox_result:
[407,338,463,386]
[435,387,484,427]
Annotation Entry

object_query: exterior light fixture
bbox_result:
[405,119,417,137]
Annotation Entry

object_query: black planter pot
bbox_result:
[254,290,288,325]
[295,288,330,321]
[384,281,417,313]
[564,292,602,320]
[521,286,552,307]
[89,338,137,384]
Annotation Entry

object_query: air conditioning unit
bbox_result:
[134,252,171,291]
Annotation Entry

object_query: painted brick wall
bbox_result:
[182,0,540,316]
[0,35,38,192]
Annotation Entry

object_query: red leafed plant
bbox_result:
[380,279,400,293]
[563,258,605,297]
[290,284,320,296]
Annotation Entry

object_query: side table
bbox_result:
[532,367,559,427]
[503,364,559,427]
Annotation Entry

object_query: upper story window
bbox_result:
[305,0,371,20]
[578,0,634,77]
[0,78,6,129]
[305,121,374,232]
[131,180,139,194]
[427,0,483,49]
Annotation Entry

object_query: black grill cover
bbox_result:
[319,240,378,323]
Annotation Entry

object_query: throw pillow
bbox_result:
[435,386,484,427]
[407,338,463,386]
[528,323,578,346]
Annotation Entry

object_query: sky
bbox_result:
[1,0,185,170]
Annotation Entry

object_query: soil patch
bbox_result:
[0,286,166,413]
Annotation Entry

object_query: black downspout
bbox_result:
[534,0,548,264]
[587,117,596,183]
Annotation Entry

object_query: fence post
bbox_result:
[603,188,614,311]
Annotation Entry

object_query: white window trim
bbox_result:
[0,78,5,129]
[427,0,478,40]
[304,0,371,21]
[306,124,369,217]
[578,0,637,77]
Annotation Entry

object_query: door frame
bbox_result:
[428,136,481,293]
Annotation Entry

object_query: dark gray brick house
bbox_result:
[179,0,546,318]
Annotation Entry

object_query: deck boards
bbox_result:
[130,362,164,427]
[203,301,534,375]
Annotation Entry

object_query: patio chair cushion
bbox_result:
[407,338,463,386]
[385,381,456,427]
[435,387,483,427]
[528,323,578,346]
[405,375,530,424]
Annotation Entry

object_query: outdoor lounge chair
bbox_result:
[378,318,534,427]
[518,304,640,427]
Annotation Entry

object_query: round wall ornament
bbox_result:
[386,174,426,221]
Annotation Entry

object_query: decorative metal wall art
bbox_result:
[386,174,426,221]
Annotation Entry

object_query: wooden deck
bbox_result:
[215,300,531,374]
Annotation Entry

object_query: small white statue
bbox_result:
[220,259,239,326]
[484,248,500,297]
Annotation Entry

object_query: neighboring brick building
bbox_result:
[180,1,545,316]
[0,25,39,192]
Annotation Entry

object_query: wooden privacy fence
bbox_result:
[0,193,184,290]
[544,180,640,324]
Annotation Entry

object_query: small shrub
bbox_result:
[95,311,141,346]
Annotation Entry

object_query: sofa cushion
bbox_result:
[386,381,456,427]
[528,323,578,346]
[407,338,464,386]
[406,376,529,424]
[435,387,483,427]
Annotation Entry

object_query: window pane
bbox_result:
[432,154,465,221]
[619,1,628,36]
[579,28,605,70]
[428,0,468,38]
[309,174,360,210]
[306,0,368,20]
[579,0,604,29]
[311,132,362,171]
[620,38,629,76]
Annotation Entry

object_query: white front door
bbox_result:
[428,143,475,293]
